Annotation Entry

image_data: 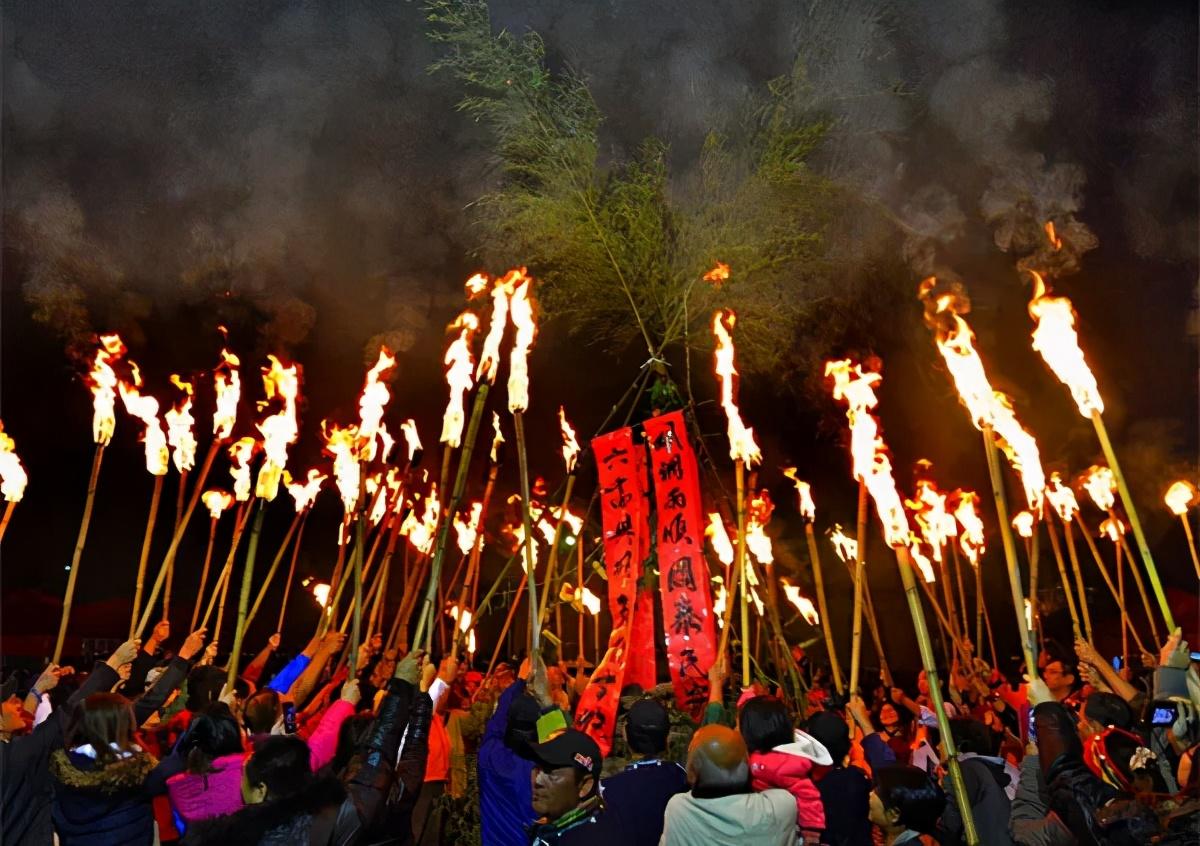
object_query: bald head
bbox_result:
[687,724,749,790]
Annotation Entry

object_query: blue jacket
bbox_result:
[600,759,687,846]
[49,748,175,846]
[265,654,310,694]
[478,679,536,846]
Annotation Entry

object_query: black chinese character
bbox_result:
[658,453,683,482]
[667,556,696,592]
[662,513,688,544]
[671,594,702,635]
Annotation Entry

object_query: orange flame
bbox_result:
[1028,271,1103,418]
[323,423,360,514]
[511,521,539,573]
[87,334,125,446]
[745,518,773,565]
[254,355,300,501]
[712,310,761,466]
[782,467,816,521]
[406,484,440,556]
[400,419,422,463]
[1044,221,1062,250]
[212,348,241,441]
[118,379,170,476]
[464,272,490,298]
[441,313,479,447]
[780,580,820,625]
[358,348,396,460]
[454,501,483,555]
[1164,481,1196,516]
[908,540,937,583]
[1012,510,1034,539]
[828,525,857,562]
[312,582,331,608]
[477,269,522,384]
[1082,465,1116,512]
[507,274,537,413]
[925,291,1045,511]
[0,423,28,502]
[227,437,258,501]
[703,261,730,287]
[554,405,581,474]
[705,513,734,565]
[1099,515,1126,544]
[1045,472,1080,523]
[490,412,505,463]
[202,489,234,520]
[906,478,959,562]
[285,469,326,513]
[953,491,987,566]
[712,576,728,627]
[578,585,601,616]
[165,375,197,473]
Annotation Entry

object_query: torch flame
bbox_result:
[202,489,234,520]
[712,577,727,627]
[703,261,730,287]
[477,269,523,384]
[1082,465,1116,513]
[454,501,483,555]
[358,348,396,460]
[254,355,300,501]
[507,273,537,413]
[511,522,539,573]
[406,484,440,556]
[780,580,820,625]
[908,540,937,583]
[227,437,258,501]
[1164,481,1196,516]
[1099,515,1126,543]
[212,348,241,441]
[312,582,331,608]
[705,513,734,565]
[712,310,761,466]
[441,313,480,447]
[464,272,489,298]
[323,423,360,514]
[906,478,959,562]
[87,334,125,446]
[924,292,1046,512]
[828,525,857,563]
[400,419,422,463]
[1028,271,1104,418]
[1012,510,1034,539]
[1044,221,1062,250]
[579,586,601,616]
[745,519,774,565]
[285,468,326,513]
[782,467,816,522]
[557,406,580,474]
[953,491,987,566]
[118,380,170,476]
[165,375,198,473]
[490,412,505,463]
[1045,472,1080,523]
[0,423,29,502]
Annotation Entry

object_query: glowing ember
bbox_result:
[441,312,480,447]
[921,284,1046,512]
[118,380,170,476]
[1045,472,1080,523]
[464,272,489,298]
[780,580,820,625]
[782,467,816,521]
[227,437,258,501]
[1082,465,1116,513]
[254,356,300,501]
[88,334,125,446]
[165,375,197,473]
[312,582,331,608]
[706,513,735,565]
[558,406,580,473]
[285,469,325,513]
[400,419,422,463]
[0,424,29,502]
[454,502,483,555]
[202,489,234,520]
[1100,515,1126,543]
[1164,481,1197,516]
[703,261,730,287]
[1027,271,1103,418]
[712,310,761,465]
[1044,221,1062,250]
[477,269,522,384]
[490,412,505,463]
[507,273,537,413]
[1012,510,1034,539]
[212,348,241,441]
[357,348,396,460]
[953,491,986,566]
[323,423,360,513]
[828,524,858,563]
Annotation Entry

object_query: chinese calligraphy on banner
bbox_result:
[643,411,715,719]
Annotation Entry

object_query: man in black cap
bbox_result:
[526,711,624,845]
[600,698,688,846]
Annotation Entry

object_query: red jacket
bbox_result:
[748,730,830,833]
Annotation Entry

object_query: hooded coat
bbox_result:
[49,745,172,846]
[748,729,830,833]
[940,754,1015,846]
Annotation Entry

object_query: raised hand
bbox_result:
[179,628,207,661]
[340,678,362,706]
[107,639,141,669]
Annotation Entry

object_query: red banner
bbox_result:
[643,411,715,719]
[625,441,657,691]
[576,426,648,754]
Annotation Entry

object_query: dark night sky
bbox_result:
[1,1,1196,666]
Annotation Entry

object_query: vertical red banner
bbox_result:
[643,411,715,719]
[625,438,657,691]
[575,426,647,754]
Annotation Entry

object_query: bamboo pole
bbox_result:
[197,499,253,637]
[214,557,233,645]
[537,474,578,628]
[576,538,585,662]
[804,521,844,694]
[1117,540,1129,670]
[189,517,220,632]
[512,409,540,657]
[131,474,166,635]
[275,513,307,634]
[1026,523,1041,650]
[226,501,267,687]
[452,463,498,662]
[1179,513,1200,580]
[242,510,304,636]
[487,574,527,676]
[1116,530,1162,645]
[348,516,366,678]
[319,524,351,637]
[981,431,1038,679]
[982,595,999,670]
[1071,515,1148,654]
[54,444,106,663]
[895,547,980,846]
[1044,514,1083,641]
[1091,410,1175,629]
[736,461,750,683]
[849,482,868,694]
[950,543,971,645]
[0,500,17,545]
[1061,514,1093,642]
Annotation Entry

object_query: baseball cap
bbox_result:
[527,723,602,778]
[627,698,669,733]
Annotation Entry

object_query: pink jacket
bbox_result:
[166,699,354,826]
[748,730,831,833]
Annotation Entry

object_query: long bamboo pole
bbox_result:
[950,544,971,645]
[1071,515,1148,654]
[895,547,980,846]
[451,463,498,662]
[0,500,17,545]
[839,547,892,687]
[735,461,750,683]
[54,444,106,663]
[803,522,843,694]
[347,516,366,678]
[849,482,868,694]
[226,501,266,687]
[276,513,307,634]
[1179,513,1200,580]
[1026,523,1041,650]
[1117,541,1129,670]
[512,409,540,657]
[981,431,1038,679]
[1044,514,1083,641]
[1091,411,1174,629]
[131,475,166,634]
[241,510,303,636]
[197,499,253,637]
[1116,531,1161,645]
[537,474,578,628]
[1061,514,1093,642]
[189,517,220,631]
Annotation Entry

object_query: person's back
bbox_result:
[477,678,538,846]
[941,719,1014,846]
[600,699,688,846]
[807,710,871,846]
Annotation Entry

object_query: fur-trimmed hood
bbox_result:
[50,748,158,794]
[182,774,346,846]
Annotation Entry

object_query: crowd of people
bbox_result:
[1,618,1198,845]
